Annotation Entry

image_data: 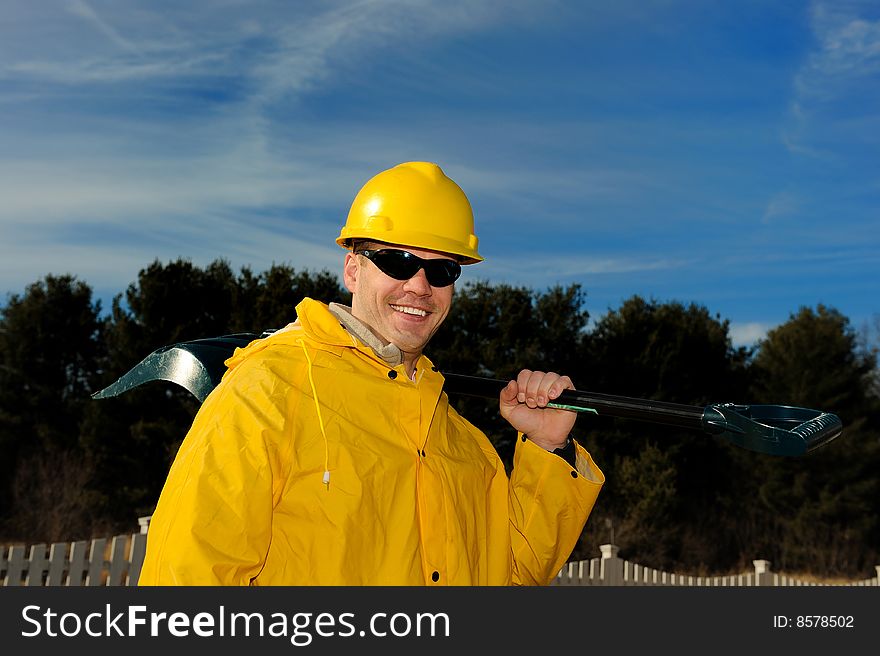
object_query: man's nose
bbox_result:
[402,267,432,295]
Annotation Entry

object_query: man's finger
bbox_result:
[499,379,519,405]
[547,375,574,400]
[515,369,532,404]
[522,371,543,408]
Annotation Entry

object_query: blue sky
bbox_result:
[1,0,878,347]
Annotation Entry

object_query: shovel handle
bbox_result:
[441,373,842,456]
[441,373,706,430]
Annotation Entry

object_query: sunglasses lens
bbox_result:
[424,259,461,287]
[371,250,420,280]
[364,250,461,287]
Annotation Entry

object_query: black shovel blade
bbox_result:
[702,403,843,456]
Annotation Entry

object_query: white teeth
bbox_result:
[391,304,427,317]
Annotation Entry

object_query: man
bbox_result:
[138,161,604,586]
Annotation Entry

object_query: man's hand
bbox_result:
[499,369,576,451]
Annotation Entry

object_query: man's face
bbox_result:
[343,243,456,360]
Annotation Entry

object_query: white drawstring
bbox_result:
[298,339,331,489]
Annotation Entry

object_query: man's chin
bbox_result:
[389,331,432,355]
[388,319,434,340]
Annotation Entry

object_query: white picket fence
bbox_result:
[3,520,879,586]
[552,544,880,587]
[1,533,147,586]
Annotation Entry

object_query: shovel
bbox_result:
[92,333,842,457]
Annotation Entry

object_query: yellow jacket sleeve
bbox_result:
[508,435,604,585]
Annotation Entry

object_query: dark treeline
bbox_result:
[1,259,878,579]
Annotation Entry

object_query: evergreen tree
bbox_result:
[737,305,880,576]
[581,296,750,571]
[82,258,241,528]
[750,305,872,417]
[231,263,349,333]
[0,275,104,539]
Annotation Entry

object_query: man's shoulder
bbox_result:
[216,325,312,390]
[230,323,307,359]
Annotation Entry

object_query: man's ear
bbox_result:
[342,252,359,293]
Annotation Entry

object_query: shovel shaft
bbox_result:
[441,373,706,430]
[90,335,842,457]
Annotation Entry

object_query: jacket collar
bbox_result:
[295,298,440,382]
[328,303,404,367]
[294,298,358,348]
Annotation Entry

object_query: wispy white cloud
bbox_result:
[67,0,138,52]
[0,1,559,294]
[245,0,552,110]
[0,0,667,251]
[3,1,542,90]
[0,228,345,302]
[470,252,685,289]
[786,0,880,151]
[729,321,773,347]
[762,191,799,223]
[6,52,228,84]
[0,1,550,204]
[798,1,880,95]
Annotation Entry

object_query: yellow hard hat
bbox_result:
[336,161,483,263]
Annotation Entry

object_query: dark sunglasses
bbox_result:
[356,248,462,287]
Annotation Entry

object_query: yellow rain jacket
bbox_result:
[138,298,604,586]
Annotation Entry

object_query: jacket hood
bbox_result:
[223,299,360,374]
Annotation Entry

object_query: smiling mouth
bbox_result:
[390,304,429,317]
